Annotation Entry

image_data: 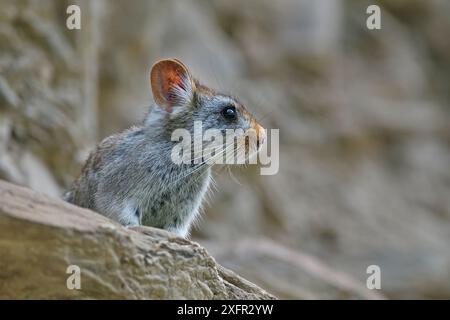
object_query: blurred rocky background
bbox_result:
[1,0,449,299]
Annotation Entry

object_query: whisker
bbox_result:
[172,142,235,184]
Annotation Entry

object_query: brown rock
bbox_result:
[0,180,275,299]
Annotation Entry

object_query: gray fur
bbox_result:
[64,63,264,238]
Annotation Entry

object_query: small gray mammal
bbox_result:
[64,58,266,238]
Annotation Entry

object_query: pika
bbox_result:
[64,59,265,238]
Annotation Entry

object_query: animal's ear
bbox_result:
[150,59,196,112]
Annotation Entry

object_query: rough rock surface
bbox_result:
[0,180,275,299]
[0,0,98,193]
[1,0,450,299]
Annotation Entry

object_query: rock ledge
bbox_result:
[0,180,275,299]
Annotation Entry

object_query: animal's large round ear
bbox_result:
[150,59,196,113]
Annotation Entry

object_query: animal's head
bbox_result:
[150,58,266,164]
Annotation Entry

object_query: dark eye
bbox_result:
[221,105,237,120]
